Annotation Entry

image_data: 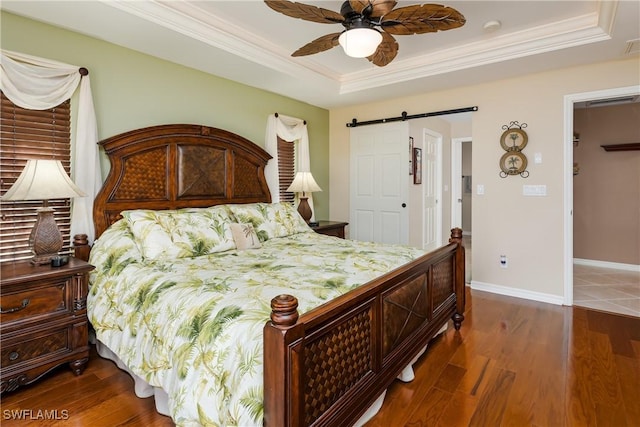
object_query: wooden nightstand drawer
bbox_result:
[0,258,94,394]
[1,280,69,324]
[2,328,69,369]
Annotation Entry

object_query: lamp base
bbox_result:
[29,207,63,265]
[297,197,313,223]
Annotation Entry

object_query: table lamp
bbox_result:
[1,159,86,265]
[286,171,322,224]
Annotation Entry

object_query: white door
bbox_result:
[451,138,463,229]
[423,129,442,252]
[350,122,409,245]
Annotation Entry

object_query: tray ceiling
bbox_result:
[3,1,639,108]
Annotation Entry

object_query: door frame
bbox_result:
[451,137,472,230]
[421,128,443,250]
[562,84,640,305]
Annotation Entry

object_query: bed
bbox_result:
[74,124,465,427]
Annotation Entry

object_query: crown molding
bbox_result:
[340,5,615,94]
[102,0,617,97]
[102,0,341,82]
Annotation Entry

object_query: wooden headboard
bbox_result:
[93,124,272,238]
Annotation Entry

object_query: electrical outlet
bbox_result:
[500,255,508,269]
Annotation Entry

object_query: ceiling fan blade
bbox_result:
[381,4,465,35]
[349,0,397,18]
[292,32,341,57]
[367,32,398,67]
[264,0,344,24]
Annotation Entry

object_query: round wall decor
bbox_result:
[499,151,529,178]
[498,121,529,178]
[500,127,528,152]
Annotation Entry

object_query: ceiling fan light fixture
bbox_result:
[338,28,382,58]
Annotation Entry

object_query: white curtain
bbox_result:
[1,49,101,244]
[264,113,316,221]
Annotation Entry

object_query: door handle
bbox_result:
[401,203,406,208]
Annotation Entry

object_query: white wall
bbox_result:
[329,58,640,302]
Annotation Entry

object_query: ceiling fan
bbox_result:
[264,0,466,67]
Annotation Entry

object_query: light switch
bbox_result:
[477,184,485,195]
[534,152,542,164]
[523,185,547,196]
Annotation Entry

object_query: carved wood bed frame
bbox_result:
[74,124,465,427]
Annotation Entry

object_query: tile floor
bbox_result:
[573,263,640,317]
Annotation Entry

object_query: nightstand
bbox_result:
[311,221,348,239]
[0,257,94,394]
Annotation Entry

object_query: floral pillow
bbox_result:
[226,202,310,242]
[121,206,237,261]
[88,218,142,283]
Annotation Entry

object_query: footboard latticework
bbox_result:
[264,228,465,427]
[304,309,372,425]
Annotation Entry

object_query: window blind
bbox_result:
[277,136,296,204]
[0,92,72,263]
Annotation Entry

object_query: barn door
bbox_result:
[350,122,409,244]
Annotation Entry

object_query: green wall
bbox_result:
[1,12,330,218]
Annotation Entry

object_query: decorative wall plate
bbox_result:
[499,151,528,177]
[500,128,528,152]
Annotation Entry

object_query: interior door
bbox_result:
[451,138,463,229]
[423,129,442,251]
[350,122,409,244]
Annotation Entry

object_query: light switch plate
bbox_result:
[523,184,547,196]
[477,184,485,195]
[534,152,542,164]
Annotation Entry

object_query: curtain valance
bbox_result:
[264,113,316,220]
[1,50,101,243]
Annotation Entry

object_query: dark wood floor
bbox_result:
[2,289,638,426]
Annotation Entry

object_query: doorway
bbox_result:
[422,129,443,252]
[452,137,473,283]
[563,85,640,311]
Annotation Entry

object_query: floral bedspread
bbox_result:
[88,220,424,426]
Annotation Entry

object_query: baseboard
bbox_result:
[573,258,640,272]
[470,280,564,306]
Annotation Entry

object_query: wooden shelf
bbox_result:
[600,143,640,152]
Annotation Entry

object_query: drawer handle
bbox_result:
[9,351,19,361]
[0,298,30,314]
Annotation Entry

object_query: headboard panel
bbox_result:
[94,124,272,238]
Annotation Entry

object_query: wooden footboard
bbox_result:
[264,228,466,427]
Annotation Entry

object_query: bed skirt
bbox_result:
[92,322,449,426]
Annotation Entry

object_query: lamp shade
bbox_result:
[338,28,383,58]
[286,172,322,194]
[1,159,86,201]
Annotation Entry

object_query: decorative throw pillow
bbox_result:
[229,223,262,250]
[121,206,237,261]
[226,202,310,242]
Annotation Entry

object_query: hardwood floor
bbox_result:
[366,290,640,427]
[2,289,638,426]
